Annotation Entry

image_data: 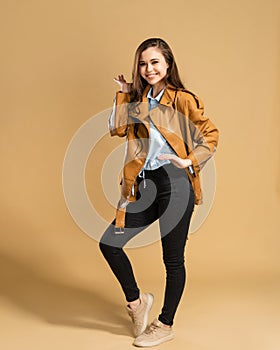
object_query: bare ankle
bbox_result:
[162,324,171,329]
[159,320,171,328]
[129,298,141,310]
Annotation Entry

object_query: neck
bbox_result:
[151,82,166,98]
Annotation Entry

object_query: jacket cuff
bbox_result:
[116,91,131,105]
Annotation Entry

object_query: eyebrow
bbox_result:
[139,58,160,62]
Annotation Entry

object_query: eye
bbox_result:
[151,60,159,65]
[139,62,146,67]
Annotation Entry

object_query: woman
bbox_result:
[99,38,219,347]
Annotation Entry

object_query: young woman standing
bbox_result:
[99,38,219,347]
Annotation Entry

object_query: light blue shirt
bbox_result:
[141,87,176,171]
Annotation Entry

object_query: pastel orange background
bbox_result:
[1,1,280,349]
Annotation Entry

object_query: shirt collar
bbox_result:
[147,87,165,102]
[143,84,178,108]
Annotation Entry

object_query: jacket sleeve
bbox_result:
[186,94,219,173]
[108,91,131,137]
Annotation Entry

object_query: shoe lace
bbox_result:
[146,323,159,334]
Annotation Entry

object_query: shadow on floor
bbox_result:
[0,252,131,336]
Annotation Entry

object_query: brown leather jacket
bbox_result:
[109,84,219,231]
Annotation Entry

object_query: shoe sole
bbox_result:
[137,293,154,337]
[133,333,174,347]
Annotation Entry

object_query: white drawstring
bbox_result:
[138,169,146,188]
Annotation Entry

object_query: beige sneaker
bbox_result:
[126,293,154,337]
[133,318,174,347]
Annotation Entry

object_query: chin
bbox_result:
[149,78,162,85]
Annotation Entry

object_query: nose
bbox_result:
[146,63,153,72]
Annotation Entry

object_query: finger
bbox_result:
[113,78,121,85]
[159,153,175,158]
[158,154,172,160]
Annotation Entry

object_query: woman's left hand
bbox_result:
[158,154,192,169]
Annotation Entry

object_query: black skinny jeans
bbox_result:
[99,163,195,326]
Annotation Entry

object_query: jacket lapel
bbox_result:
[151,85,187,159]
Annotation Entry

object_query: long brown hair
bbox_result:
[130,38,185,102]
[129,38,185,155]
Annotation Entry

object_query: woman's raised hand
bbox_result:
[113,74,132,93]
[158,154,192,169]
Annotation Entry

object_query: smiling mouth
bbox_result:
[146,73,158,78]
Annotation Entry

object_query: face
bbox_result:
[139,47,169,87]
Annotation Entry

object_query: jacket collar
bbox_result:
[142,84,178,108]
